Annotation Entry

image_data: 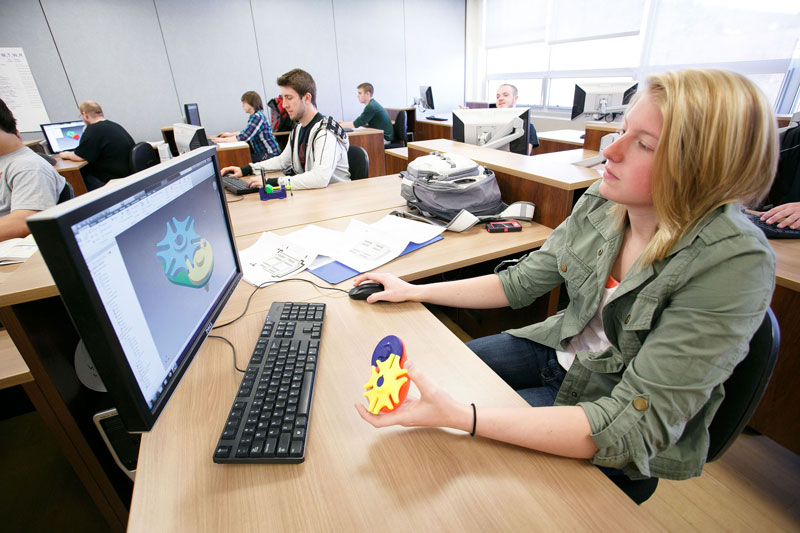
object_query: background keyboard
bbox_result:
[745,212,800,239]
[213,301,325,464]
[222,175,260,195]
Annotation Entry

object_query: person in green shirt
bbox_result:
[340,83,394,144]
[352,69,779,484]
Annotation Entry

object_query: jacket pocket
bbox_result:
[576,346,624,373]
[556,246,592,290]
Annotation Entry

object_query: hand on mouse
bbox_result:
[352,273,418,303]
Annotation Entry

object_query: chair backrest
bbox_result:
[707,308,780,461]
[347,145,369,180]
[393,110,407,147]
[57,181,75,204]
[130,142,159,174]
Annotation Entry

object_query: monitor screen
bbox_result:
[184,103,201,126]
[419,86,434,110]
[173,123,209,154]
[40,120,86,153]
[452,108,530,155]
[571,81,638,121]
[27,147,242,431]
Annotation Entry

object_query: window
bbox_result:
[476,0,800,112]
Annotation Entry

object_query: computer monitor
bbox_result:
[40,120,86,153]
[571,81,638,121]
[27,147,242,432]
[452,107,530,155]
[184,103,201,126]
[173,123,209,154]
[419,86,435,110]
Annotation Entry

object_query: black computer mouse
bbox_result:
[348,282,384,300]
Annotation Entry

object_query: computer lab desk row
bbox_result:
[0,169,571,530]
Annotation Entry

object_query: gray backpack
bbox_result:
[400,152,507,221]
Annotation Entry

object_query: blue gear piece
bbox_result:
[156,216,201,279]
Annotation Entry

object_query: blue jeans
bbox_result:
[466,333,566,407]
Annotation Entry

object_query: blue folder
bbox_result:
[308,235,443,284]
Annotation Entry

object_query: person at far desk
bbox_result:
[211,90,280,163]
[354,70,778,488]
[56,101,135,191]
[0,98,65,241]
[220,68,350,190]
[339,82,394,145]
[754,122,800,229]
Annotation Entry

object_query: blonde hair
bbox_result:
[613,69,778,266]
[78,100,104,117]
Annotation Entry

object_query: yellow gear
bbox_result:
[362,353,408,414]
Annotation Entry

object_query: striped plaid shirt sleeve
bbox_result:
[237,111,280,155]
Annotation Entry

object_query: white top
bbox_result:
[556,275,619,370]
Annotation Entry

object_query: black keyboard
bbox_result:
[426,116,448,121]
[745,212,800,239]
[213,301,325,464]
[222,175,259,195]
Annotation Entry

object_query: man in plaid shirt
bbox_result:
[213,91,279,162]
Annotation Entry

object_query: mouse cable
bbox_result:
[208,334,246,373]
[212,277,350,330]
[225,195,244,203]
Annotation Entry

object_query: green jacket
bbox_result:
[498,181,776,480]
[353,99,394,142]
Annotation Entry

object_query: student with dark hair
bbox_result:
[213,91,280,162]
[57,100,134,190]
[0,98,65,241]
[221,69,350,189]
[340,82,394,144]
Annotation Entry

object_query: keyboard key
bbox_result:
[290,440,304,457]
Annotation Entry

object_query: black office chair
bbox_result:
[130,142,159,174]
[612,308,780,504]
[57,181,75,204]
[386,110,407,149]
[348,145,369,180]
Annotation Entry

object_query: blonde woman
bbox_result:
[353,70,778,486]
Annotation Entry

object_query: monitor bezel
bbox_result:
[39,119,87,154]
[26,147,242,432]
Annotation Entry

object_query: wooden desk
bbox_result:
[583,123,620,151]
[128,293,656,531]
[408,139,601,229]
[348,127,386,177]
[415,116,453,141]
[749,239,800,454]
[55,158,88,196]
[0,171,553,529]
[226,174,405,237]
[0,328,31,389]
[384,146,408,174]
[215,142,251,168]
[532,129,584,155]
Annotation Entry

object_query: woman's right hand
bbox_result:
[351,273,420,304]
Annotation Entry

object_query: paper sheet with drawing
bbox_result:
[238,232,316,286]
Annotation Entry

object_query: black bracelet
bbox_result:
[469,403,477,437]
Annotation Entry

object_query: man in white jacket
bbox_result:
[221,68,350,189]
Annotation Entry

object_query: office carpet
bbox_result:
[0,387,107,532]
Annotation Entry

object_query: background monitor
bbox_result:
[173,123,209,154]
[419,86,435,110]
[452,107,529,155]
[184,103,201,126]
[571,81,638,121]
[27,147,242,432]
[40,120,86,153]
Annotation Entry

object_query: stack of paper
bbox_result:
[0,234,38,265]
[237,215,445,286]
